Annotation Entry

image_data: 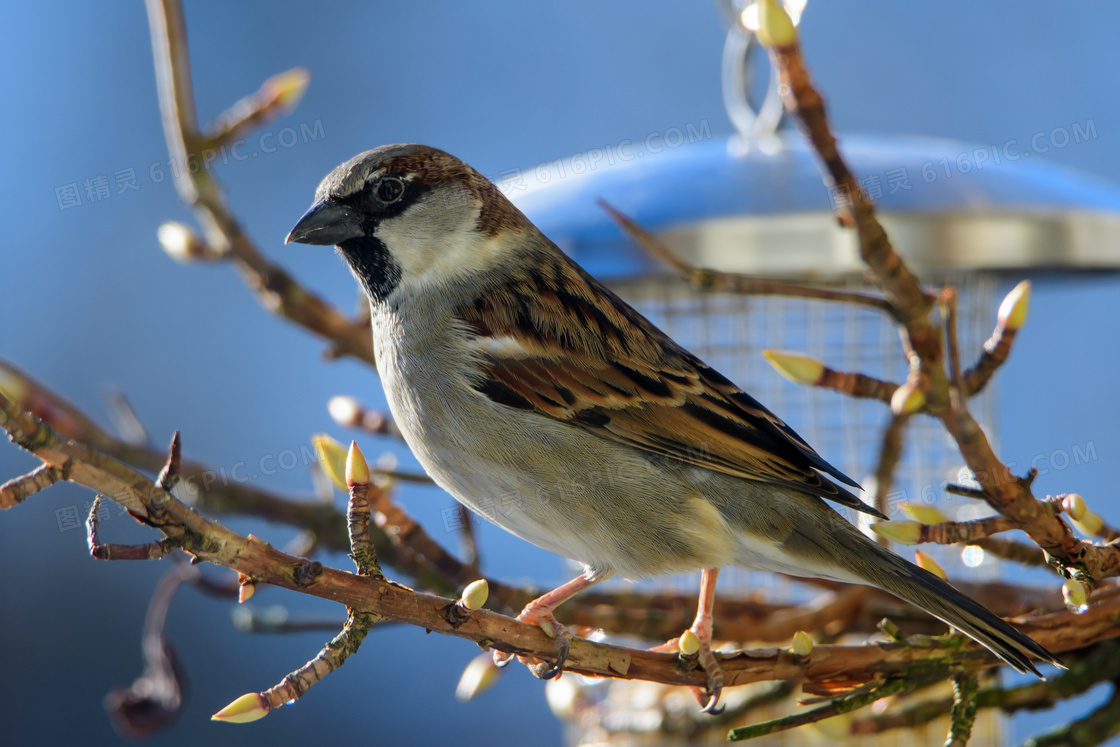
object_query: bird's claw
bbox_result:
[691,631,725,714]
[528,612,572,679]
[687,671,725,714]
[537,632,570,679]
[700,685,725,715]
[501,607,574,679]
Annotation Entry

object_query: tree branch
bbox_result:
[764,26,1120,585]
[871,413,909,521]
[0,359,1099,639]
[598,199,897,315]
[945,671,979,747]
[0,461,66,508]
[962,282,1027,396]
[4,391,1113,705]
[144,0,375,366]
[728,677,921,741]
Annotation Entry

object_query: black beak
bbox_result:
[285,199,365,245]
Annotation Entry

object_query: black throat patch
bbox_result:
[337,235,402,302]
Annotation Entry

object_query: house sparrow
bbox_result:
[287,144,1061,710]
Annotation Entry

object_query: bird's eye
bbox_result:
[376,177,404,203]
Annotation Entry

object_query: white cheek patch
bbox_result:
[415,225,507,285]
[375,189,515,289]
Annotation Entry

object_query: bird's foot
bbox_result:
[655,632,724,714]
[519,606,572,679]
[490,605,572,679]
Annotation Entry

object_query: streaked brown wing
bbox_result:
[458,250,881,519]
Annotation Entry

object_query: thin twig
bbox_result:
[104,565,189,739]
[945,671,979,747]
[942,287,966,414]
[918,515,1020,545]
[87,495,179,561]
[327,395,404,440]
[456,504,481,573]
[962,303,1022,397]
[250,610,379,717]
[767,41,934,327]
[945,483,986,499]
[373,469,435,485]
[852,639,1120,735]
[682,680,800,739]
[817,367,899,405]
[727,677,922,741]
[200,68,309,152]
[0,461,66,508]
[872,413,909,524]
[231,606,353,635]
[972,537,1049,568]
[598,199,896,315]
[156,431,182,494]
[346,460,381,577]
[1022,681,1120,747]
[102,385,149,446]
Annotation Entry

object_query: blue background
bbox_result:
[2,2,1118,745]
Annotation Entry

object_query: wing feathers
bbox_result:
[459,250,880,519]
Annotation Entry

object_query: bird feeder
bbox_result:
[506,2,1120,742]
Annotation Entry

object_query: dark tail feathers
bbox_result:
[857,541,1062,676]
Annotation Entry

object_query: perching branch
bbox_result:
[8,354,1063,651]
[0,357,479,595]
[5,392,1114,710]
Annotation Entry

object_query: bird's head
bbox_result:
[286,144,529,302]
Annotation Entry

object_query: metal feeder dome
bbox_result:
[511,0,1120,282]
[512,130,1120,281]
